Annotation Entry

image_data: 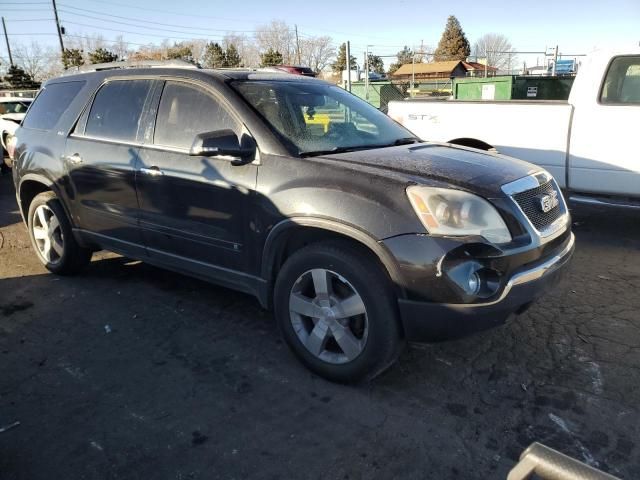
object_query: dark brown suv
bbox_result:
[13,63,574,382]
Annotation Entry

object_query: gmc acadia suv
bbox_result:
[13,66,574,382]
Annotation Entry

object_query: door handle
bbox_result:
[63,153,83,164]
[139,166,164,177]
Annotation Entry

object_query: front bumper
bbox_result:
[397,232,575,341]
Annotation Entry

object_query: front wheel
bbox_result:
[2,133,13,169]
[274,241,404,383]
[27,191,92,274]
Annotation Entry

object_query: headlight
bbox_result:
[406,186,512,244]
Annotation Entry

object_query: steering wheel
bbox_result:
[326,122,358,141]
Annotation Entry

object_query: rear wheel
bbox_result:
[27,191,92,274]
[274,241,404,383]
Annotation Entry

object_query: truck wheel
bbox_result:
[274,241,404,383]
[27,191,92,275]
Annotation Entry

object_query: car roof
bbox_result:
[51,67,328,87]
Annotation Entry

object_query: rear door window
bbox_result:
[600,56,640,104]
[153,81,240,150]
[22,81,84,131]
[85,79,153,142]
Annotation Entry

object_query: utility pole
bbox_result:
[1,17,13,66]
[345,41,352,92]
[411,46,416,95]
[364,47,369,100]
[52,0,65,56]
[294,25,301,65]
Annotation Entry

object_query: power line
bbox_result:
[0,18,53,22]
[0,8,51,12]
[64,34,154,47]
[58,4,258,33]
[57,0,388,41]
[58,10,261,37]
[59,0,260,23]
[59,10,234,36]
[4,32,59,35]
[61,20,228,40]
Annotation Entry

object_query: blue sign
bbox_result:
[549,59,575,74]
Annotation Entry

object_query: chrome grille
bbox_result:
[512,180,563,231]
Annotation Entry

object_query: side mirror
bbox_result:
[189,129,256,164]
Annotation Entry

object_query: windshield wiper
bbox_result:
[299,138,421,158]
[299,145,378,157]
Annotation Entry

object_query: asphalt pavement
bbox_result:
[1,173,639,479]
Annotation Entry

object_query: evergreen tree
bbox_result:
[366,54,385,74]
[433,15,470,61]
[260,48,283,67]
[388,46,416,74]
[225,44,242,67]
[89,48,118,64]
[203,42,227,68]
[62,48,84,69]
[3,65,40,89]
[331,43,357,73]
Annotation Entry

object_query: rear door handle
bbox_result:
[63,153,83,164]
[139,166,164,176]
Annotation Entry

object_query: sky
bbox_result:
[2,0,640,68]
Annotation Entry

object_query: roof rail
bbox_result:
[68,59,200,74]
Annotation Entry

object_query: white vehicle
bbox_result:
[388,47,640,207]
[0,97,33,167]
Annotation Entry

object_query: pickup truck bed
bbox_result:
[390,99,573,187]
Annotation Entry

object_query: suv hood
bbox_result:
[322,143,539,197]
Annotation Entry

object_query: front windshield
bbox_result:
[0,101,31,114]
[232,80,417,156]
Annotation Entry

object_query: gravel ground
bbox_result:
[1,172,639,479]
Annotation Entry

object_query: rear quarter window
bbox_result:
[600,56,640,105]
[22,81,85,131]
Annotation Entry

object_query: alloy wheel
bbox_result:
[289,268,368,364]
[32,204,64,264]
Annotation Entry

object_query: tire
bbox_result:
[274,240,404,383]
[27,191,92,274]
[0,143,9,173]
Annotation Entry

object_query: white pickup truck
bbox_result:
[388,47,640,207]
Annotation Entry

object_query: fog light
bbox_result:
[467,272,481,295]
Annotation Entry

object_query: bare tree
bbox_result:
[13,41,61,81]
[255,20,296,64]
[300,36,334,72]
[129,43,165,61]
[13,41,47,80]
[472,33,516,70]
[111,35,130,61]
[186,39,208,65]
[223,33,260,67]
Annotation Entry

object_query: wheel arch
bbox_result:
[261,217,406,307]
[18,174,66,223]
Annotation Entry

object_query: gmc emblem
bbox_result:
[538,190,559,213]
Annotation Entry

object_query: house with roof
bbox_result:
[391,60,498,81]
